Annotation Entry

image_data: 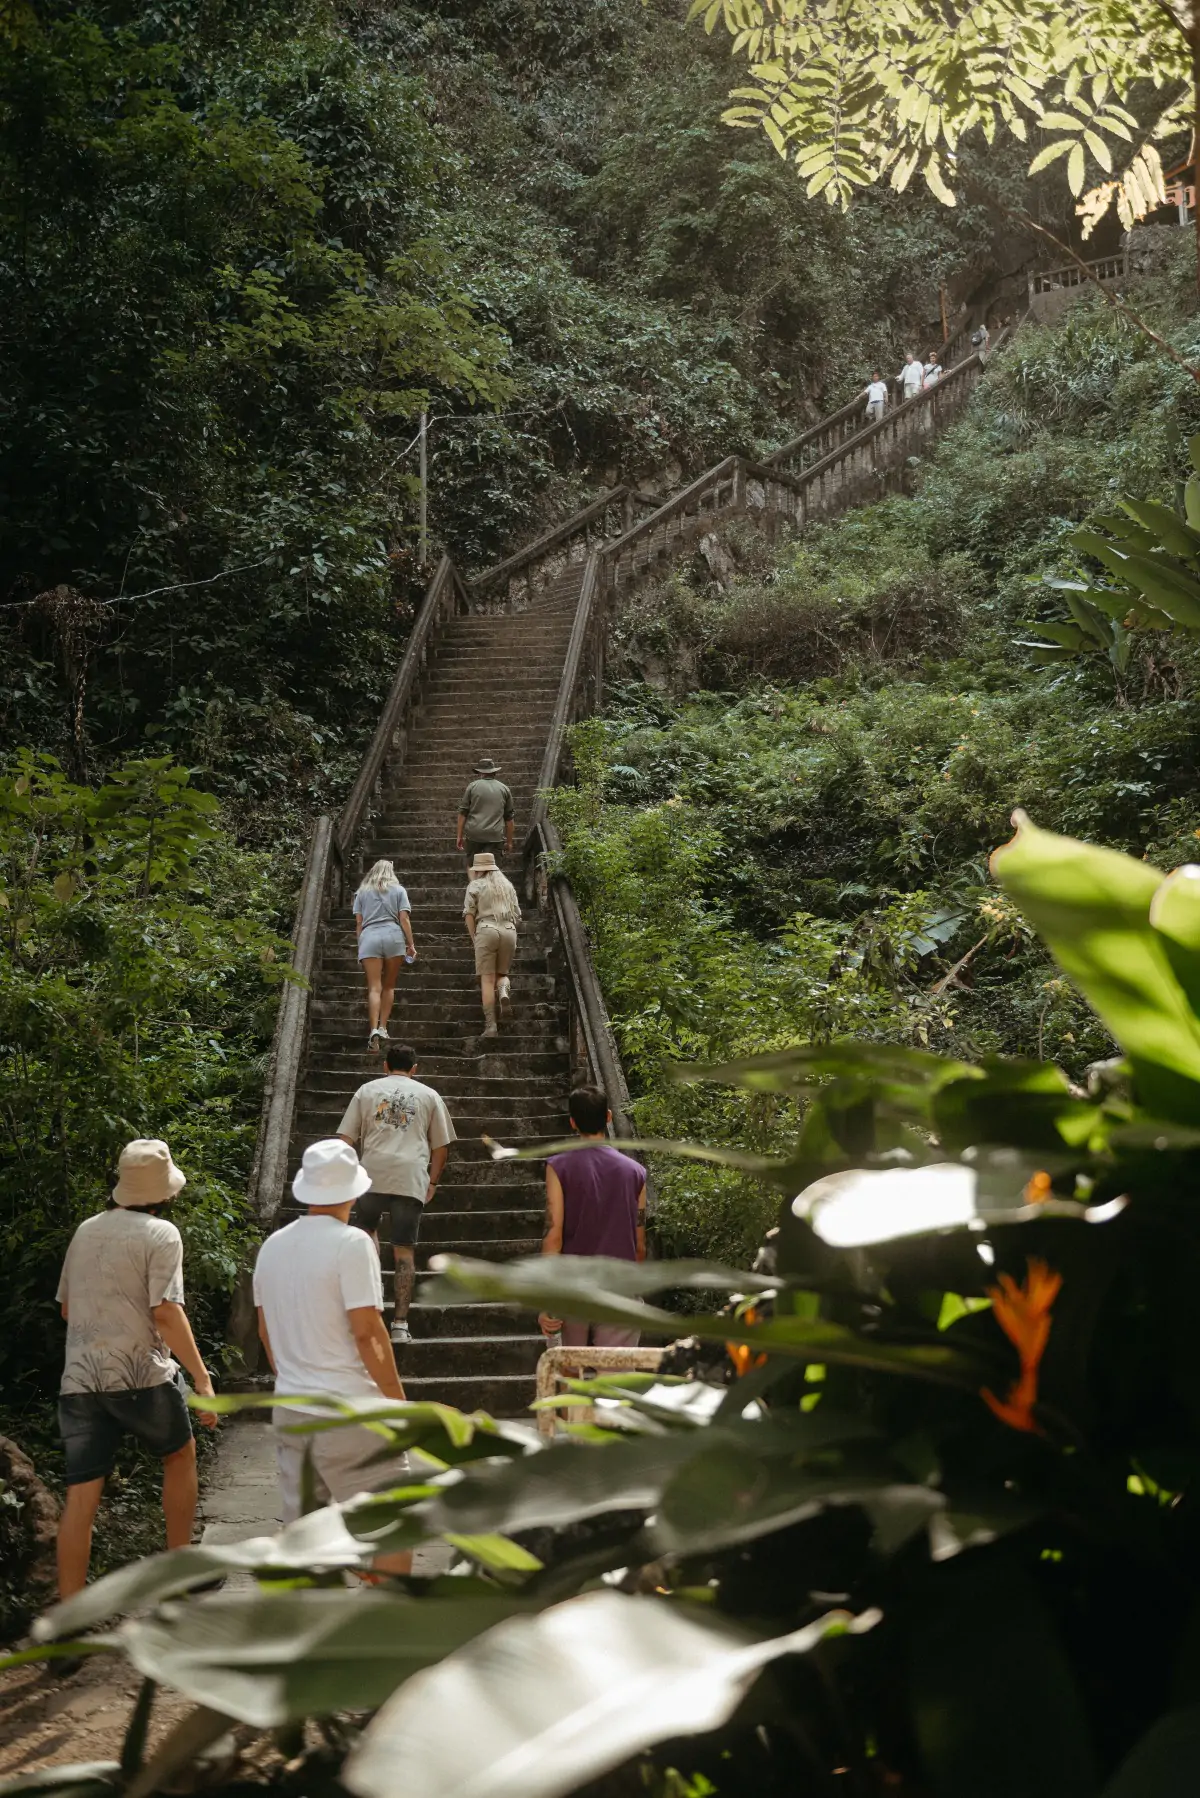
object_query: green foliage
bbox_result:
[0,754,287,1417]
[15,822,1200,1793]
[694,0,1182,244]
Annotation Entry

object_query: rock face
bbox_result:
[0,1435,59,1639]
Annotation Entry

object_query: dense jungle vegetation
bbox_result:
[555,241,1200,1265]
[0,0,1033,1466]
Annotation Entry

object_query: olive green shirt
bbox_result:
[458,777,514,840]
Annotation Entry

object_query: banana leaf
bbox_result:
[115,1589,529,1728]
[1119,496,1200,559]
[344,1591,879,1798]
[424,1256,991,1390]
[991,813,1200,1123]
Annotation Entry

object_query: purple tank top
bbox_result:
[548,1143,644,1260]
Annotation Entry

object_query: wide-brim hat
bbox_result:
[468,851,499,877]
[293,1137,372,1206]
[473,757,503,775]
[113,1139,186,1208]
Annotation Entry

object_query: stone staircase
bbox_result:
[284,568,586,1415]
[257,292,1059,1418]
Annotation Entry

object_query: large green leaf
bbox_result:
[991,813,1200,1122]
[1100,1704,1200,1795]
[413,1408,881,1541]
[37,1505,430,1642]
[909,1556,1096,1798]
[345,1591,879,1798]
[115,1590,526,1728]
[665,1041,967,1094]
[426,1257,989,1389]
[1149,864,1200,1018]
[930,1058,1097,1151]
[0,1769,120,1798]
[648,1446,941,1558]
[1118,496,1200,560]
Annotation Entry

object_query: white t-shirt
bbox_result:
[338,1074,457,1200]
[901,361,924,397]
[57,1209,185,1394]
[253,1216,383,1406]
[865,380,888,408]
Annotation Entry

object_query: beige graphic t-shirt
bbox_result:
[57,1209,184,1394]
[338,1075,457,1200]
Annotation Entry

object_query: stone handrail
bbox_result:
[1030,250,1128,295]
[334,553,471,875]
[249,813,333,1221]
[469,486,660,610]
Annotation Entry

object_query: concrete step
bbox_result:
[303,1050,570,1080]
[397,1372,537,1417]
[408,1302,537,1340]
[300,1072,567,1101]
[415,1235,541,1266]
[394,1334,542,1378]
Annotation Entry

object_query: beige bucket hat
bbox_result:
[468,851,499,877]
[112,1139,187,1208]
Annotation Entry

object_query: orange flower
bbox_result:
[981,1256,1062,1434]
[726,1306,768,1378]
[1023,1169,1053,1205]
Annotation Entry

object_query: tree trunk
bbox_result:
[1192,5,1200,297]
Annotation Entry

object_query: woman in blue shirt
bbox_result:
[353,859,416,1053]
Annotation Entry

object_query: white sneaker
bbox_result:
[390,1319,412,1345]
[368,1027,387,1052]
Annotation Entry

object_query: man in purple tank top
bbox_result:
[538,1085,647,1348]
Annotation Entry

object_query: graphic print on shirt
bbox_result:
[373,1091,419,1132]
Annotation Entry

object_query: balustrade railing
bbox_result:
[1030,251,1129,296]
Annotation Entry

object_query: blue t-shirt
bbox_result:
[353,883,410,928]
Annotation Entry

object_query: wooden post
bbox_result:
[939,283,949,345]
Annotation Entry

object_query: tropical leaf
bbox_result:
[345,1591,879,1798]
[114,1590,528,1728]
[425,1256,990,1389]
[991,813,1200,1122]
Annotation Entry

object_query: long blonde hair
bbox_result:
[470,867,521,925]
[362,858,401,893]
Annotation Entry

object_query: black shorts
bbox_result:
[353,1191,424,1248]
[59,1372,193,1485]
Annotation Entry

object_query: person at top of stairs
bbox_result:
[337,1041,457,1345]
[456,755,514,866]
[353,858,416,1054]
[463,851,522,1042]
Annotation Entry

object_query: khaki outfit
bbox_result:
[464,875,521,981]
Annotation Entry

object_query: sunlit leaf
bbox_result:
[346,1592,879,1798]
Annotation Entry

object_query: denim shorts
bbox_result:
[358,923,408,962]
[59,1372,193,1485]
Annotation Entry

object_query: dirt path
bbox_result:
[0,1422,451,1777]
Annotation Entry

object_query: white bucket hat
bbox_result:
[292,1138,372,1206]
[112,1139,186,1208]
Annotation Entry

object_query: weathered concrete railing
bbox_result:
[1030,250,1128,296]
[334,554,471,882]
[469,486,660,612]
[247,813,333,1224]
